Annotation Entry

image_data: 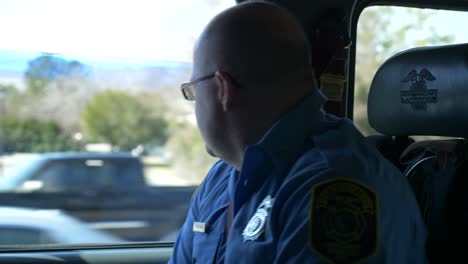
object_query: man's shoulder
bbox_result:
[206,160,233,183]
[309,115,395,172]
[194,160,232,202]
[278,115,403,204]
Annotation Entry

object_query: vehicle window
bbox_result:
[35,162,68,192]
[0,227,54,245]
[34,159,146,192]
[354,6,468,137]
[0,0,234,248]
[0,155,42,190]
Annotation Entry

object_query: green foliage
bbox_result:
[0,116,77,153]
[0,84,18,96]
[81,90,169,151]
[0,83,32,115]
[0,84,18,114]
[24,54,89,95]
[136,92,170,118]
[166,122,217,182]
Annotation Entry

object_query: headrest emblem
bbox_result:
[400,68,437,111]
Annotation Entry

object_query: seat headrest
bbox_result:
[368,43,468,138]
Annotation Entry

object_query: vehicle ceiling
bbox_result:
[234,0,468,56]
[235,0,468,63]
[236,0,468,26]
[236,0,468,118]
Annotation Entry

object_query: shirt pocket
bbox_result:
[192,232,223,264]
[192,205,227,264]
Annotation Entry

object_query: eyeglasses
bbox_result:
[180,73,216,101]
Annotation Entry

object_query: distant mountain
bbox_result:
[0,64,192,92]
[92,64,192,91]
[0,49,193,92]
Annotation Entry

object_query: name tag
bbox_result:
[193,222,206,233]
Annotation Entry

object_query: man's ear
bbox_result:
[215,71,235,112]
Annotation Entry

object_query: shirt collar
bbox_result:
[231,89,327,208]
[255,89,327,157]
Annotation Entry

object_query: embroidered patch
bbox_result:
[309,178,378,264]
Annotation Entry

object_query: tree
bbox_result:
[0,116,77,153]
[136,92,170,119]
[24,54,90,94]
[81,90,169,151]
[0,84,18,96]
[165,122,217,183]
[0,84,18,118]
[1,76,96,135]
[31,78,97,134]
[8,55,95,135]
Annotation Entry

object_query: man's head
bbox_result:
[188,1,317,169]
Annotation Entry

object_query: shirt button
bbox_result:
[243,179,248,186]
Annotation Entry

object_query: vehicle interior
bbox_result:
[0,0,467,263]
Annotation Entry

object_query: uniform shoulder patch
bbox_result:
[308,178,378,264]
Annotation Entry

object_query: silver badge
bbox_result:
[242,195,275,242]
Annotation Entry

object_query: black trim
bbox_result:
[0,241,174,253]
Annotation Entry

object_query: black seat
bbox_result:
[365,134,414,172]
[366,43,468,263]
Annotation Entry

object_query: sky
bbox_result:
[425,8,468,42]
[0,0,234,69]
[0,1,467,73]
[363,6,468,44]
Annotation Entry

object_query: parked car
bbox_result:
[0,206,122,247]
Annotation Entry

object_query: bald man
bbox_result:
[170,2,427,263]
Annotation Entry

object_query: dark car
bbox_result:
[0,152,196,242]
[0,152,146,193]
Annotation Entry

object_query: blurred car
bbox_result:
[0,207,123,246]
[0,152,197,242]
[0,152,146,192]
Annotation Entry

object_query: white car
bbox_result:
[0,207,124,247]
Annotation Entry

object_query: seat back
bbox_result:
[367,43,468,263]
[400,139,468,262]
[366,135,414,171]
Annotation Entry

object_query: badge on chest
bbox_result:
[242,195,275,242]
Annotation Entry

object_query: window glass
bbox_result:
[354,6,468,136]
[35,162,67,192]
[32,159,142,192]
[0,227,54,245]
[0,0,235,247]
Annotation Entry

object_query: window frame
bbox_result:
[347,0,468,122]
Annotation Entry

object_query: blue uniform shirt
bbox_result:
[169,90,427,263]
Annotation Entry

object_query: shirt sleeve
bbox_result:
[273,168,333,264]
[168,191,199,264]
[168,160,226,263]
[273,167,381,264]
